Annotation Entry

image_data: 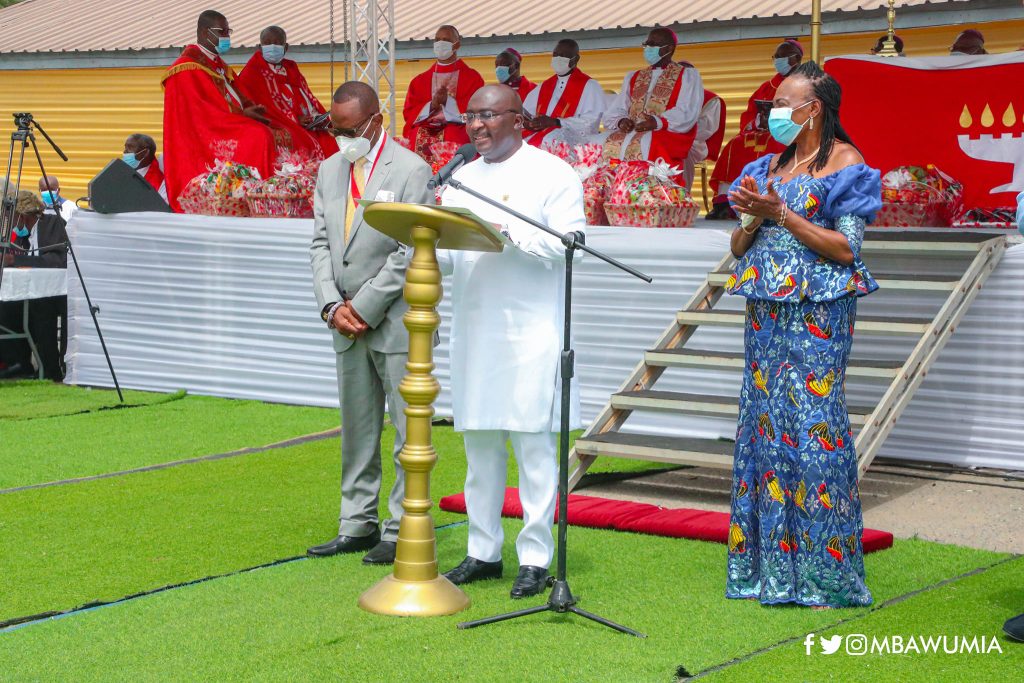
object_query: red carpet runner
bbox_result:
[439,487,894,554]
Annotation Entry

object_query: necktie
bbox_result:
[344,157,367,242]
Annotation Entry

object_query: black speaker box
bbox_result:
[88,159,171,213]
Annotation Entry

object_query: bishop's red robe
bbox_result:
[162,45,278,212]
[401,60,485,161]
[236,50,338,160]
[709,73,787,193]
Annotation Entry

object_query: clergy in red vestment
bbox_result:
[401,24,485,162]
[522,39,606,147]
[494,48,536,101]
[705,39,803,219]
[122,133,167,201]
[162,10,279,212]
[237,26,339,160]
[601,28,704,173]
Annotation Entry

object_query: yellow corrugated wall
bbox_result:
[1,19,1021,202]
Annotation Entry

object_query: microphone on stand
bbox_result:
[426,143,477,189]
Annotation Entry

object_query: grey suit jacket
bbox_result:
[310,136,433,354]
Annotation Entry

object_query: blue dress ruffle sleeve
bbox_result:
[726,155,881,303]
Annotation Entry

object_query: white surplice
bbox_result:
[439,143,585,434]
[522,72,607,146]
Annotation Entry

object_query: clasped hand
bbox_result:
[332,302,368,338]
[617,113,657,134]
[243,104,270,125]
[728,176,785,221]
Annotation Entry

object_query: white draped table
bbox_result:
[1,266,68,380]
[64,212,1024,470]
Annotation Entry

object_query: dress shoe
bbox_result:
[306,530,380,557]
[362,540,397,565]
[1004,613,1024,642]
[703,202,736,221]
[443,556,503,585]
[0,362,33,379]
[510,565,551,599]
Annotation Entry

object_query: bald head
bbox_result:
[197,9,225,33]
[38,175,59,193]
[436,25,461,42]
[952,29,986,55]
[465,85,524,162]
[260,25,286,45]
[333,81,379,110]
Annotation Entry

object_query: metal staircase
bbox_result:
[569,231,1008,488]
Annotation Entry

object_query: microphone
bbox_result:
[427,143,477,189]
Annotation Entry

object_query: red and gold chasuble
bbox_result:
[524,69,592,147]
[401,60,485,161]
[236,51,338,159]
[161,45,279,211]
[602,63,697,168]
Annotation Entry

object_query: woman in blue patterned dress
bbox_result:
[724,62,881,608]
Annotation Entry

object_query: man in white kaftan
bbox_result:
[438,85,585,600]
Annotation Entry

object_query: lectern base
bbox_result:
[358,574,471,617]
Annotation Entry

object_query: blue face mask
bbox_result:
[14,225,30,238]
[209,30,230,55]
[767,101,814,146]
[262,44,285,64]
[40,190,59,206]
[1016,191,1024,237]
[643,45,665,65]
[773,57,794,76]
[122,152,141,169]
[495,65,512,83]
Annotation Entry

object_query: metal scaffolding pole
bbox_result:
[348,0,397,135]
[810,0,822,63]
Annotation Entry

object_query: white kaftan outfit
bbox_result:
[522,73,607,146]
[439,143,585,567]
[600,66,704,160]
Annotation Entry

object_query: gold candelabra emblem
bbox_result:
[876,0,900,57]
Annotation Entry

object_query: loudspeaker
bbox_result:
[88,159,171,213]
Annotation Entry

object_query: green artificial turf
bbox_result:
[0,394,339,489]
[0,527,1010,682]
[0,380,185,420]
[706,556,1024,682]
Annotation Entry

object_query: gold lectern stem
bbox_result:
[358,224,471,617]
[810,0,822,64]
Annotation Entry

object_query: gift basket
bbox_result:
[428,141,460,176]
[178,160,260,217]
[603,160,700,228]
[244,153,320,218]
[877,164,963,227]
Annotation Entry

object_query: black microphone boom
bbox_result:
[426,143,477,189]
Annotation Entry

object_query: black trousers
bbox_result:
[0,295,67,380]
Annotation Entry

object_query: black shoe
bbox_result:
[1005,613,1024,642]
[0,362,33,379]
[704,201,736,221]
[306,530,380,557]
[510,565,551,599]
[443,556,503,585]
[362,540,397,565]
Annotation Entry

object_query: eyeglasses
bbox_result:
[329,114,377,138]
[209,27,234,36]
[460,110,518,123]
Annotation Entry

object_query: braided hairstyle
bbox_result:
[771,61,859,175]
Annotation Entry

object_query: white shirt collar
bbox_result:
[196,43,219,62]
[363,130,386,163]
[136,164,150,176]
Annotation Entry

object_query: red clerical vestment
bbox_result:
[509,76,536,102]
[401,60,485,161]
[709,73,787,192]
[143,162,164,193]
[524,69,593,147]
[162,45,278,212]
[236,50,339,160]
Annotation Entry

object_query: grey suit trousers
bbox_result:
[336,338,408,541]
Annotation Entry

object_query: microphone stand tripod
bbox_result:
[0,113,122,400]
[447,176,649,638]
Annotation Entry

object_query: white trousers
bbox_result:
[462,430,558,568]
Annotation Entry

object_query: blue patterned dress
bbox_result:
[724,155,881,608]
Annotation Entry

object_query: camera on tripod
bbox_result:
[13,113,34,129]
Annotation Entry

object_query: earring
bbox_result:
[809,116,814,130]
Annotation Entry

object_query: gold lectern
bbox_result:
[356,201,508,617]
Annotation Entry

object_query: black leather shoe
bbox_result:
[443,556,503,585]
[1005,613,1024,642]
[362,540,397,565]
[306,530,380,557]
[704,202,736,221]
[510,565,551,599]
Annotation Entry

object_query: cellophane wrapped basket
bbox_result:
[178,160,260,217]
[603,160,699,227]
[877,165,963,227]
[245,156,319,218]
[429,141,460,175]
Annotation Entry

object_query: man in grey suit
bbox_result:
[308,81,434,565]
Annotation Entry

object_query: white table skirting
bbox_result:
[64,212,1024,471]
[0,267,67,301]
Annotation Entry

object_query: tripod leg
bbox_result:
[568,606,646,638]
[457,604,550,630]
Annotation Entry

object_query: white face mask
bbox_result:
[551,56,572,76]
[336,118,375,163]
[433,40,455,61]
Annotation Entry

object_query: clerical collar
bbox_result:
[196,43,220,62]
[434,59,461,72]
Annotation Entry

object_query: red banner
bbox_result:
[825,54,1024,211]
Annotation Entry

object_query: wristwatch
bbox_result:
[321,302,336,323]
